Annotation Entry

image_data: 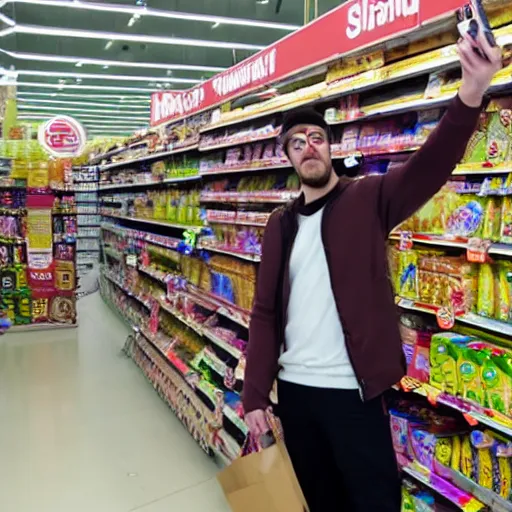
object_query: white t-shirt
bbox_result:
[278,206,358,389]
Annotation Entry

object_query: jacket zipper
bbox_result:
[320,200,366,401]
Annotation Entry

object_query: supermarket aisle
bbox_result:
[0,293,230,512]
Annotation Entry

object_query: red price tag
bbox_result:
[399,231,413,251]
[467,238,491,263]
[436,307,455,330]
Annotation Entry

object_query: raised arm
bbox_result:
[243,210,283,427]
[378,32,503,234]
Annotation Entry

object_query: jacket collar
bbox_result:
[295,177,351,216]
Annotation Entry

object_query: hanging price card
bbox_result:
[399,231,413,251]
[437,307,455,330]
[467,238,491,263]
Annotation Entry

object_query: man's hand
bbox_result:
[245,409,271,438]
[458,30,503,108]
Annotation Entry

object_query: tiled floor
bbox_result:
[0,293,230,512]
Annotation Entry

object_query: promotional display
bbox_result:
[0,113,91,329]
[91,1,512,509]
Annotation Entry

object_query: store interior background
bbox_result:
[2,0,512,511]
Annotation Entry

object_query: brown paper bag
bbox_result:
[217,441,309,512]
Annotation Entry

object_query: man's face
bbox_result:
[285,124,333,188]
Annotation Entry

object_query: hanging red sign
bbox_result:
[150,0,467,126]
[38,115,87,158]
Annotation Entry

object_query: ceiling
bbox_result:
[0,0,344,138]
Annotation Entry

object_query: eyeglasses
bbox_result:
[287,129,328,154]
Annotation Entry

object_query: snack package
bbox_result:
[446,198,484,238]
[501,195,512,243]
[457,343,486,406]
[477,343,512,416]
[396,250,419,300]
[430,332,471,395]
[480,197,502,241]
[496,262,512,322]
[485,110,511,166]
[477,264,495,318]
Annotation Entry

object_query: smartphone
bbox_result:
[457,1,496,47]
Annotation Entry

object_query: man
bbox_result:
[243,31,503,511]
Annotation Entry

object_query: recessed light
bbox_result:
[16,69,200,84]
[0,49,227,73]
[9,24,266,51]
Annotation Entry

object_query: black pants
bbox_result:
[277,380,401,512]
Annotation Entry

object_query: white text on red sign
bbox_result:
[346,0,419,40]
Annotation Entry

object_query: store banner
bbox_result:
[150,0,467,126]
[26,209,53,252]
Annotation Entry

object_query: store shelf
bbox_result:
[207,217,268,228]
[200,163,290,177]
[199,131,281,152]
[438,464,512,512]
[101,270,151,310]
[156,296,206,338]
[453,163,512,176]
[198,243,261,262]
[202,328,243,359]
[99,175,200,191]
[399,376,512,438]
[396,297,512,338]
[100,213,203,231]
[101,223,180,251]
[100,144,199,172]
[188,284,251,329]
[200,191,299,204]
[327,93,455,126]
[9,323,78,332]
[401,461,486,512]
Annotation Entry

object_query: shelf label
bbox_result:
[437,307,455,330]
[467,238,491,263]
[126,254,137,267]
[399,231,413,251]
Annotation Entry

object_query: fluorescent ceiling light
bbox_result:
[13,81,160,92]
[9,24,266,51]
[18,114,147,122]
[0,13,15,26]
[17,69,201,84]
[0,49,226,73]
[17,91,150,101]
[3,0,299,31]
[18,98,150,109]
[18,104,149,116]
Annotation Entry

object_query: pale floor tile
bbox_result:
[0,293,230,512]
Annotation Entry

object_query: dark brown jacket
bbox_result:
[243,95,483,414]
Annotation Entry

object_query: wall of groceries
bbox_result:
[5,1,512,510]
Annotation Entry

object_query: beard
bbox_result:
[298,159,332,188]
